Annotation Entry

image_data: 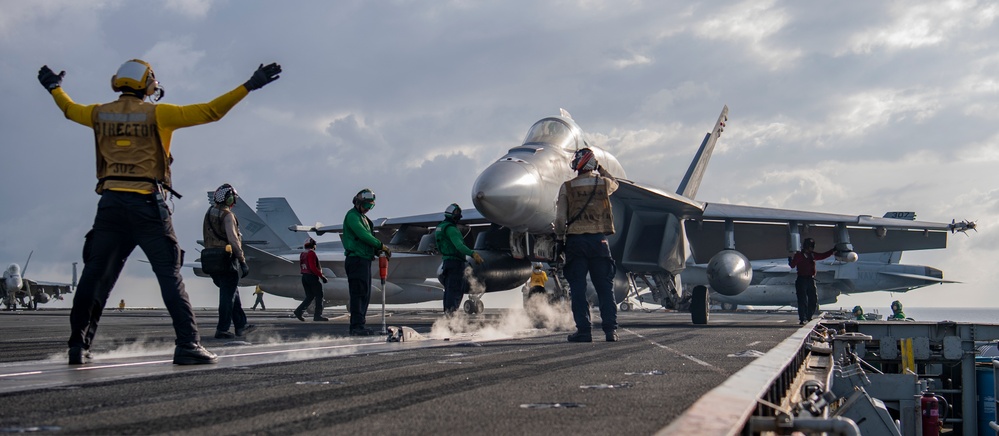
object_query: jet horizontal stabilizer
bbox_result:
[243,244,295,264]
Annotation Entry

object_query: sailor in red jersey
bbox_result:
[788,238,835,325]
[294,238,329,322]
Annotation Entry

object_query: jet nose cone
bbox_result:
[472,161,539,230]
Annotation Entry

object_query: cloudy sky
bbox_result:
[1,0,995,312]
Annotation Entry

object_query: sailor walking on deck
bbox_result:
[294,237,328,322]
[251,286,266,311]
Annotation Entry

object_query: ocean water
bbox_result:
[866,307,999,324]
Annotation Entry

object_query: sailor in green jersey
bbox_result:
[435,204,484,315]
[889,300,907,320]
[343,189,390,335]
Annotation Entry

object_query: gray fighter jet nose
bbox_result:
[472,161,539,230]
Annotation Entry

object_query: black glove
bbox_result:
[38,65,65,92]
[321,276,328,284]
[243,63,281,91]
[239,261,250,278]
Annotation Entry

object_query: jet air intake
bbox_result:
[706,250,752,296]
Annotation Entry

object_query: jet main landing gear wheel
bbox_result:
[689,285,709,325]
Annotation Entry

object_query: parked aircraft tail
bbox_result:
[676,105,728,199]
[208,193,291,252]
[256,198,308,249]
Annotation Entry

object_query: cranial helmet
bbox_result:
[571,148,598,172]
[304,237,317,249]
[213,183,238,206]
[444,203,462,222]
[891,300,903,312]
[353,189,376,211]
[111,59,163,101]
[852,305,864,315]
[802,238,816,250]
[533,263,543,271]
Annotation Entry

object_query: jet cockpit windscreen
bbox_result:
[522,119,579,151]
[5,264,19,276]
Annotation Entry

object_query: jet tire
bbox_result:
[690,285,709,325]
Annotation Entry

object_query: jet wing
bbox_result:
[291,209,489,235]
[23,279,73,296]
[613,180,705,219]
[611,180,959,264]
[243,244,295,264]
[686,203,955,263]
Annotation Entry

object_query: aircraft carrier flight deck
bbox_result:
[0,308,808,435]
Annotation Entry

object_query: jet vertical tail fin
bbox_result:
[676,105,728,199]
[256,198,307,249]
[208,193,291,252]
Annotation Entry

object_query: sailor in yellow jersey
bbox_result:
[528,264,548,295]
[37,59,281,365]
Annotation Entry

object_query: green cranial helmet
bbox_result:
[444,203,462,222]
[353,189,376,211]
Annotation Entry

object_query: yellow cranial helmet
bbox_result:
[111,59,159,97]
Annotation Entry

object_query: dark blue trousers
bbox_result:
[295,274,325,318]
[564,233,617,334]
[211,270,246,332]
[69,191,200,349]
[439,259,468,314]
[345,256,372,330]
[795,276,817,322]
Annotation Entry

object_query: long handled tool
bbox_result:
[378,252,389,335]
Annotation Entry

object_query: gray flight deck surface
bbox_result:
[0,308,799,435]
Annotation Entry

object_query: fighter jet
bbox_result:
[189,196,445,308]
[1,253,76,310]
[296,106,974,322]
[676,212,957,310]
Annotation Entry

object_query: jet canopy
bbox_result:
[522,119,580,151]
[5,264,19,276]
